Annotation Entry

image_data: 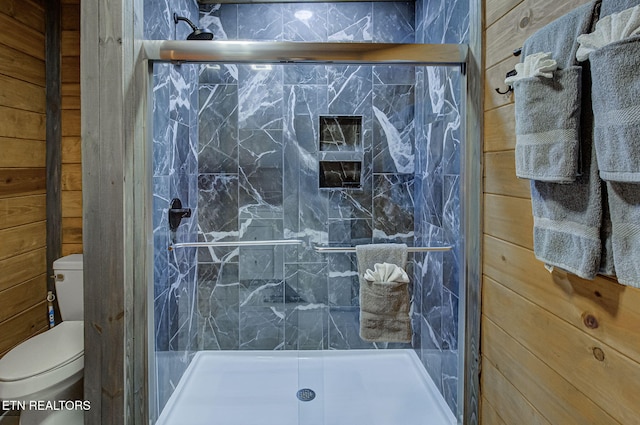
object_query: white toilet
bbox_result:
[0,254,85,425]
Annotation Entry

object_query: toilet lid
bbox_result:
[0,321,84,382]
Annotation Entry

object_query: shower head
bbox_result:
[173,13,214,41]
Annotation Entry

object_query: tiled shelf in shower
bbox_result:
[319,116,362,151]
[318,116,363,189]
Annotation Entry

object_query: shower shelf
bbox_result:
[169,240,304,250]
[313,245,452,253]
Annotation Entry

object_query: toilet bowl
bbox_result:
[0,255,85,425]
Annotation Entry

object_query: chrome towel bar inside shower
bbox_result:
[313,245,452,253]
[169,240,304,250]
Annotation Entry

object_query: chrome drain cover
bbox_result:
[296,388,316,402]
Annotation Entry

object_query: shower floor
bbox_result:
[155,349,456,425]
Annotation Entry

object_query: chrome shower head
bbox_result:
[173,13,214,41]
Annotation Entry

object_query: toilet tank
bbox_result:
[53,254,84,321]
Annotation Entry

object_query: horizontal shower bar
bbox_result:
[144,41,468,65]
[169,240,304,250]
[313,245,452,253]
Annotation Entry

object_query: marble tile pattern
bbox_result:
[413,0,468,414]
[146,0,200,418]
[150,0,467,418]
[195,1,422,356]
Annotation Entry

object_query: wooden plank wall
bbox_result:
[481,1,640,424]
[61,0,82,255]
[0,0,49,357]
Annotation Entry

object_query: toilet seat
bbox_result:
[0,321,84,399]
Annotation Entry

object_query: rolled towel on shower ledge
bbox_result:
[360,263,412,343]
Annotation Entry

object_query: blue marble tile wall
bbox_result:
[145,0,200,416]
[195,2,420,353]
[414,0,468,414]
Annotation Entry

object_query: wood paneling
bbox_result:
[61,30,80,57]
[62,217,82,244]
[0,74,46,113]
[61,56,80,84]
[484,103,515,152]
[0,221,46,261]
[485,0,522,27]
[484,235,640,364]
[0,13,45,60]
[62,190,82,217]
[0,195,46,229]
[481,1,640,424]
[0,138,46,168]
[0,301,48,356]
[0,43,45,87]
[61,109,81,137]
[484,279,640,425]
[0,275,47,323]
[483,315,620,425]
[481,398,507,425]
[0,168,46,198]
[0,105,46,140]
[483,194,533,248]
[481,355,552,425]
[61,163,82,191]
[0,0,45,33]
[484,151,531,198]
[0,6,49,357]
[0,248,47,293]
[62,243,83,256]
[485,0,589,68]
[62,136,81,163]
[484,58,517,111]
[61,1,82,256]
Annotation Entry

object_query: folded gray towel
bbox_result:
[600,188,616,276]
[523,2,600,69]
[359,263,411,342]
[601,0,639,17]
[515,2,600,182]
[606,182,640,287]
[590,36,640,182]
[355,243,408,274]
[530,136,603,279]
[513,67,582,182]
[355,244,409,342]
[522,1,606,278]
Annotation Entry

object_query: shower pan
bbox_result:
[145,40,474,425]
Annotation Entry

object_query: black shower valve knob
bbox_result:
[168,198,192,232]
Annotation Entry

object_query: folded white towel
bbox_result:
[504,52,558,85]
[363,262,409,283]
[576,5,640,61]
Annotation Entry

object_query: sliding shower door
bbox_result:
[149,48,465,423]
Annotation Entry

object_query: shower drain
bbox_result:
[296,388,316,402]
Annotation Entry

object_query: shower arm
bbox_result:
[173,13,198,32]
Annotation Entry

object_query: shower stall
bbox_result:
[144,1,477,424]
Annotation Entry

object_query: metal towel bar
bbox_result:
[169,240,304,250]
[313,245,452,253]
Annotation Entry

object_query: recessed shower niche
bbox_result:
[319,116,362,151]
[319,116,363,189]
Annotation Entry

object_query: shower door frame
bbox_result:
[141,40,480,424]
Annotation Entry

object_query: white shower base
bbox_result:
[155,349,456,425]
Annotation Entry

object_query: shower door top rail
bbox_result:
[144,40,468,65]
[313,245,452,253]
[169,240,304,250]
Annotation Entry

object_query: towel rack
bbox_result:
[313,245,452,253]
[169,239,304,250]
